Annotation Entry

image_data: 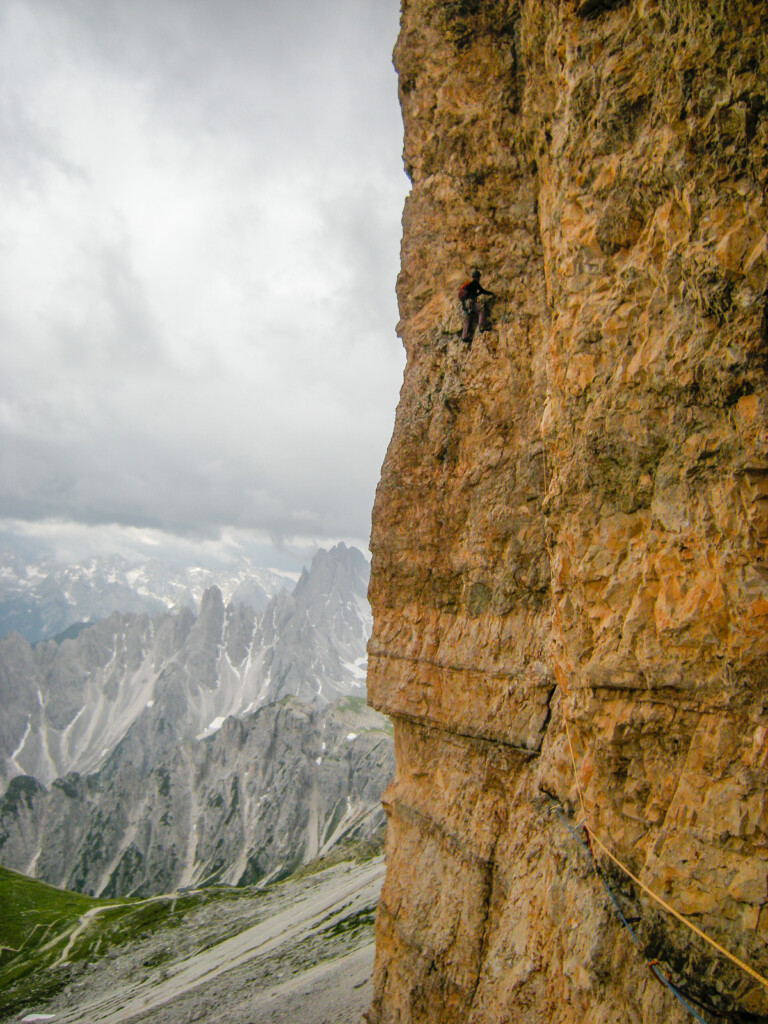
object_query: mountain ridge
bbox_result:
[0,543,371,792]
[0,695,392,898]
[0,546,296,644]
[0,543,392,899]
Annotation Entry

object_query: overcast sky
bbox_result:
[0,0,407,570]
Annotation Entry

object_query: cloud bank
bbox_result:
[0,0,408,567]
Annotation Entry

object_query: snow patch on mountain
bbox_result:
[0,544,372,793]
[0,547,295,643]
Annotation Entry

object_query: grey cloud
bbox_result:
[51,237,163,368]
[0,97,87,195]
[0,0,406,564]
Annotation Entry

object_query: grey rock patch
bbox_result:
[0,697,393,897]
[12,857,384,1024]
[1,544,371,792]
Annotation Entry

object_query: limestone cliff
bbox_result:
[367,2,768,1021]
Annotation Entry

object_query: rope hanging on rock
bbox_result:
[562,713,768,995]
[549,802,710,1024]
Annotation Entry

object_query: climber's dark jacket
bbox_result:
[458,279,493,306]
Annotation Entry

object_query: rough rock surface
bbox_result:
[367,2,768,1021]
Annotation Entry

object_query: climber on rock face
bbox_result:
[458,269,494,346]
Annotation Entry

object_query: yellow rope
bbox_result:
[563,713,587,822]
[562,707,768,993]
[587,828,768,991]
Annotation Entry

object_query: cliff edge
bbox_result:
[367,1,768,1021]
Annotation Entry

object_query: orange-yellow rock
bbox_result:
[366,2,768,1022]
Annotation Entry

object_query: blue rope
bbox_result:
[549,804,710,1024]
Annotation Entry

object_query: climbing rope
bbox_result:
[550,802,710,1024]
[561,712,768,996]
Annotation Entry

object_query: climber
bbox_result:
[458,269,495,345]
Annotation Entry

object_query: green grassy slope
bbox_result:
[0,866,173,1017]
[0,865,96,953]
[0,835,384,1021]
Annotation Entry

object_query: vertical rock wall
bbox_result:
[367,1,768,1021]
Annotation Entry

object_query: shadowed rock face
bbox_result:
[366,2,768,1022]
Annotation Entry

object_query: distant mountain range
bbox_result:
[0,548,295,643]
[0,543,372,790]
[0,695,392,897]
[0,544,392,897]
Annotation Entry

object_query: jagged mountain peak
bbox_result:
[0,693,393,897]
[199,584,225,612]
[292,543,368,595]
[0,546,295,644]
[0,545,372,792]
